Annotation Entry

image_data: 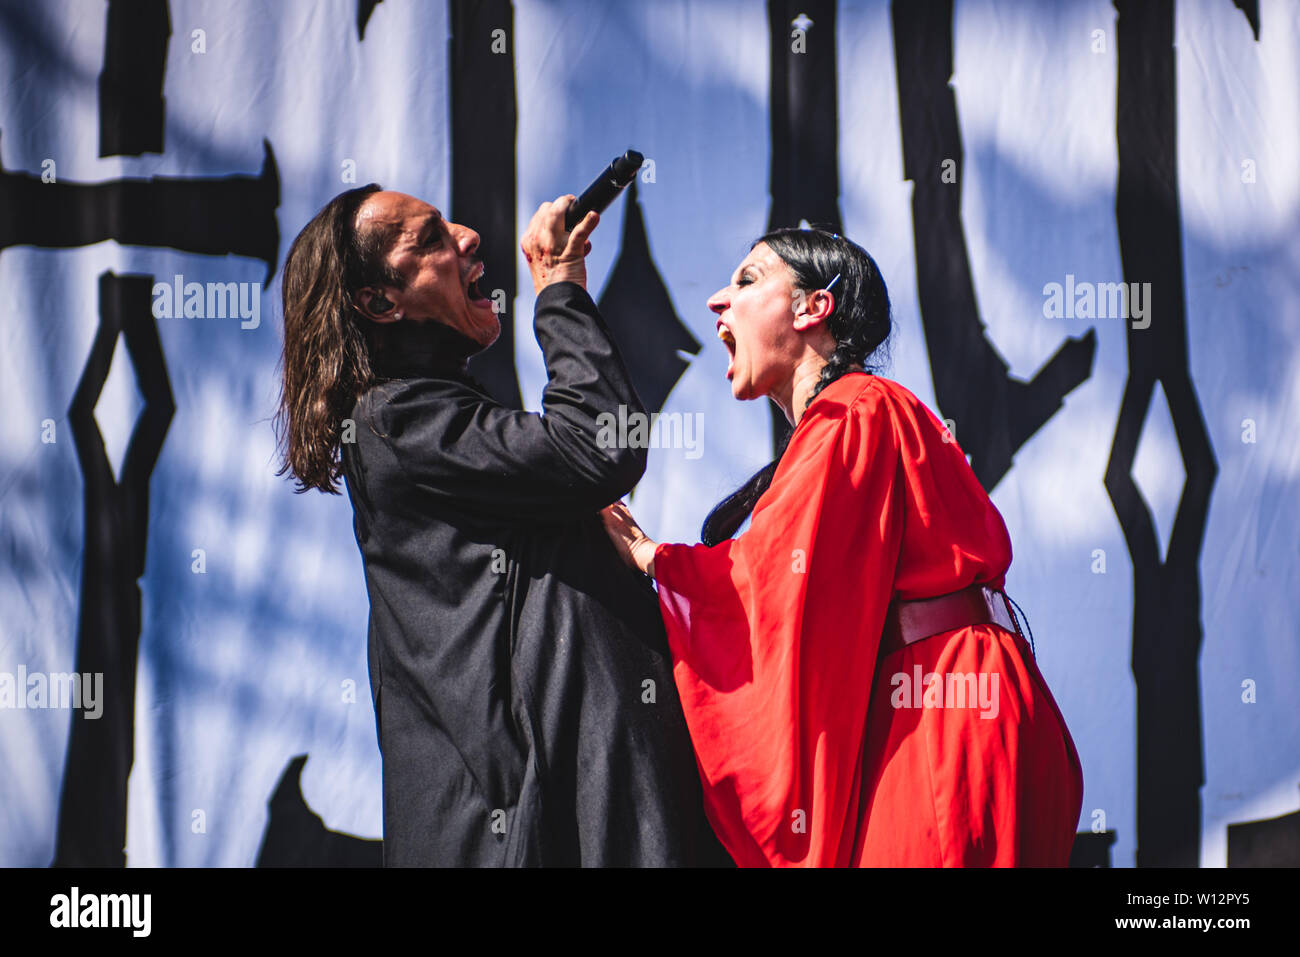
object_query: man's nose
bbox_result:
[450,222,480,258]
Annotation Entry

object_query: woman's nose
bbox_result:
[707,288,729,315]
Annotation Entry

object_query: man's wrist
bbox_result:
[533,265,587,294]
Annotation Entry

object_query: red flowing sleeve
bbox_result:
[653,375,905,867]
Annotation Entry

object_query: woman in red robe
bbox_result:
[600,228,1083,867]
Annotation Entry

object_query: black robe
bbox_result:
[341,281,727,866]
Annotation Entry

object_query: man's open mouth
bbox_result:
[466,263,490,304]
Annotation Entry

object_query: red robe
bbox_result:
[653,373,1083,867]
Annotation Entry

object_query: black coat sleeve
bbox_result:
[366,281,649,520]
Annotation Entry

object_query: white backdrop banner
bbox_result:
[0,0,1296,867]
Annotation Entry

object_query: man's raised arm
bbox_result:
[360,198,650,520]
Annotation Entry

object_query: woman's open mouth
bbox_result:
[717,323,736,378]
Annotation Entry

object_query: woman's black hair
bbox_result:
[700,227,893,546]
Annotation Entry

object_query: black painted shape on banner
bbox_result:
[1227,787,1300,866]
[766,0,842,454]
[767,0,842,232]
[357,0,384,40]
[1233,0,1260,41]
[891,1,1095,492]
[596,181,700,419]
[51,273,175,868]
[99,0,170,156]
[1109,0,1217,869]
[451,0,522,409]
[0,135,281,283]
[256,756,384,867]
[1069,830,1117,868]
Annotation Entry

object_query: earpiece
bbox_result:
[794,274,842,318]
[371,293,394,314]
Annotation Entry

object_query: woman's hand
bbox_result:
[599,501,658,578]
[521,196,596,294]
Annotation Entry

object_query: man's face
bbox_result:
[354,191,499,347]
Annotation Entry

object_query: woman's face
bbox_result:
[707,243,807,401]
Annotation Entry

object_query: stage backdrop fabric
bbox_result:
[1,0,1297,868]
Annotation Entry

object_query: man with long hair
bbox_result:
[275,185,722,866]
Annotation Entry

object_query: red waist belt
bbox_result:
[881,584,1021,657]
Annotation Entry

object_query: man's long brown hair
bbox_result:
[275,183,404,494]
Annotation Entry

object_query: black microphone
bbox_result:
[564,149,644,230]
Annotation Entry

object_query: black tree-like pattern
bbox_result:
[53,273,175,866]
